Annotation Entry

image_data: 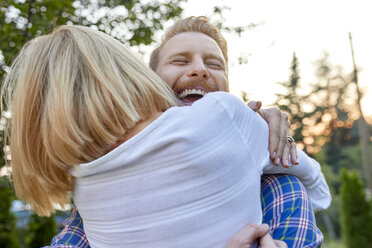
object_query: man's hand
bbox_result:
[260,232,288,248]
[247,101,298,168]
[226,223,288,248]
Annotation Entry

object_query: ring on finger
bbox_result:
[286,135,295,143]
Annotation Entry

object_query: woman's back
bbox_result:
[71,92,268,248]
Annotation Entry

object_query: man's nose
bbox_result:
[187,61,210,79]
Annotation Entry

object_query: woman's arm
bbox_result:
[212,92,331,212]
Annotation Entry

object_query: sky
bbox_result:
[180,0,372,116]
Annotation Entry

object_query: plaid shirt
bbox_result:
[46,175,323,248]
[261,175,323,248]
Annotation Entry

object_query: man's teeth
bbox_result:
[178,89,208,99]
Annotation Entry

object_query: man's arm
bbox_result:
[261,174,324,248]
[48,206,90,248]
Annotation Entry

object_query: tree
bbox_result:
[340,169,372,248]
[312,150,339,239]
[275,52,361,159]
[307,52,372,191]
[274,51,368,157]
[0,0,186,81]
[307,53,357,155]
[349,32,372,194]
[0,177,21,248]
[26,213,56,248]
[273,50,372,243]
[273,52,312,152]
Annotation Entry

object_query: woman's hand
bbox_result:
[248,101,298,168]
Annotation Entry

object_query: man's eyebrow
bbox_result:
[204,53,224,62]
[166,52,190,59]
[204,53,225,66]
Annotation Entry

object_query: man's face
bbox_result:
[156,32,228,105]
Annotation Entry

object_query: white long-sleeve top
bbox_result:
[71,92,331,248]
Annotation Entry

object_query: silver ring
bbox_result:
[286,135,295,143]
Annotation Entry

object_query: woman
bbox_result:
[2,25,330,248]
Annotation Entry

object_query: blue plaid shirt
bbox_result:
[47,175,323,248]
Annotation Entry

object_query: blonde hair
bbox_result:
[1,25,178,216]
[149,16,228,72]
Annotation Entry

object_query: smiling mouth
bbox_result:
[178,88,209,105]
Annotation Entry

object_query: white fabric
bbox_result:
[71,92,331,248]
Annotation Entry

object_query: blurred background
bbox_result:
[1,0,371,247]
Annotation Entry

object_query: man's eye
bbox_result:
[172,59,187,64]
[206,62,223,69]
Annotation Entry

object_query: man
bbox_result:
[48,16,326,248]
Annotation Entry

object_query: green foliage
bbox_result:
[322,238,346,248]
[71,0,186,46]
[337,143,370,173]
[26,213,57,248]
[0,0,75,78]
[340,169,372,248]
[0,176,21,248]
[0,0,186,80]
[210,5,260,37]
[0,130,5,169]
[313,150,341,238]
[315,144,372,241]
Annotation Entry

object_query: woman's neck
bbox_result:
[106,111,163,153]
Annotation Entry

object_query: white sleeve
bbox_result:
[209,92,271,171]
[210,92,331,211]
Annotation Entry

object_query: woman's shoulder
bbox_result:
[193,92,256,121]
[192,92,247,112]
[200,91,242,104]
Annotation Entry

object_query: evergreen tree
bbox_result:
[0,177,21,248]
[273,52,312,152]
[340,169,372,248]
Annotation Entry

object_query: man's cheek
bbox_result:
[219,79,229,92]
[156,70,173,88]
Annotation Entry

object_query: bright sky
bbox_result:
[181,0,372,116]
